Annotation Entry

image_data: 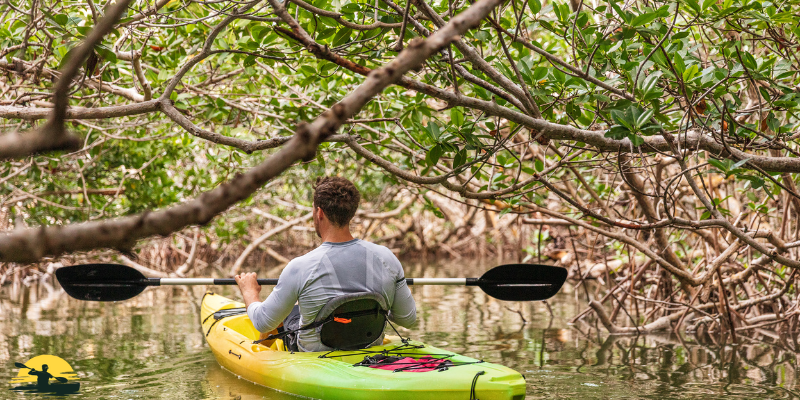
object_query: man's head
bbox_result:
[312,176,360,238]
[42,365,48,371]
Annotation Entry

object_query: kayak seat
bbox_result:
[265,292,389,351]
[316,292,389,351]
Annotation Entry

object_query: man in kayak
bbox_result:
[28,364,54,389]
[235,176,416,352]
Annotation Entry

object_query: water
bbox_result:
[2,261,800,399]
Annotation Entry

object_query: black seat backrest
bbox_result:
[317,293,388,350]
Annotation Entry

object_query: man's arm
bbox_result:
[389,278,416,327]
[236,265,301,333]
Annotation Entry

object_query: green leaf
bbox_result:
[684,0,701,13]
[566,102,581,119]
[426,121,441,141]
[344,3,363,14]
[426,144,443,166]
[529,0,542,14]
[54,13,69,26]
[673,53,686,75]
[95,44,117,63]
[533,66,548,81]
[611,110,633,130]
[518,60,533,82]
[450,108,464,126]
[534,159,544,172]
[474,30,491,42]
[552,2,563,21]
[740,175,762,189]
[628,133,644,146]
[551,68,566,84]
[639,73,660,94]
[316,28,336,41]
[607,40,623,55]
[772,11,795,23]
[672,31,690,40]
[605,125,630,140]
[701,0,716,11]
[250,25,266,41]
[453,149,467,169]
[741,52,758,71]
[332,28,352,47]
[298,65,316,77]
[57,47,79,69]
[682,63,699,81]
[635,108,654,128]
[538,20,557,33]
[609,1,629,23]
[708,158,727,172]
[260,30,277,44]
[640,123,662,135]
[631,12,658,27]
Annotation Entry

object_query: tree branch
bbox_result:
[0,100,159,120]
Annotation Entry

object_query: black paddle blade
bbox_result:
[477,264,567,301]
[56,264,149,302]
[14,362,28,369]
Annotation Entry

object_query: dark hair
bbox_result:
[313,177,360,227]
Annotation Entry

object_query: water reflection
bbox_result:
[1,262,800,399]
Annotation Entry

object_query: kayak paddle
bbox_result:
[14,362,69,383]
[55,263,567,302]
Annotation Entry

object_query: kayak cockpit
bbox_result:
[217,314,289,350]
[221,312,400,355]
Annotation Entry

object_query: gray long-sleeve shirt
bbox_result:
[246,239,416,352]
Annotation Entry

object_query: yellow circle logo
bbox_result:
[9,355,80,395]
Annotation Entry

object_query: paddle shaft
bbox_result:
[110,277,554,288]
[140,278,478,286]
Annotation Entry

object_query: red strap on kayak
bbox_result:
[369,356,450,372]
[334,317,352,324]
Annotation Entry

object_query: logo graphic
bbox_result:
[9,355,80,395]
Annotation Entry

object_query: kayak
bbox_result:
[9,382,80,394]
[201,292,526,400]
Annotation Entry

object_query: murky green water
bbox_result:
[2,261,800,399]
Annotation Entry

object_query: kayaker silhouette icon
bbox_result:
[9,355,81,395]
